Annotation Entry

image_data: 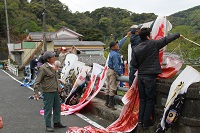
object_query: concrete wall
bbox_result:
[95,76,200,133]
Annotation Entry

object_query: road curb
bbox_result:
[84,98,122,122]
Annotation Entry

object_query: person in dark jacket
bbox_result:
[37,51,45,68]
[30,55,38,80]
[131,28,184,130]
[129,25,142,86]
[37,55,45,68]
[34,51,66,132]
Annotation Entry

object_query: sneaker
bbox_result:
[46,127,54,132]
[54,123,67,128]
[28,95,34,100]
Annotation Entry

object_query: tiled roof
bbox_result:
[28,27,83,41]
[28,32,54,41]
[58,26,83,37]
[77,54,106,66]
[53,40,105,46]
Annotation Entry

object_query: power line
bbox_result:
[64,0,87,12]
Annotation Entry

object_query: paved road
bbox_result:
[0,70,106,133]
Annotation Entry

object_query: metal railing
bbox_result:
[8,64,18,76]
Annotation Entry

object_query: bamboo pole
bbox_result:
[184,37,200,47]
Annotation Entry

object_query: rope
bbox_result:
[165,44,185,62]
[184,37,200,47]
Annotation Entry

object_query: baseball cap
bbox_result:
[43,51,56,60]
[130,24,143,34]
[110,41,118,48]
[60,47,67,51]
[130,24,143,29]
[130,25,138,29]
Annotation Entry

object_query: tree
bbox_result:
[77,28,103,41]
[98,17,113,35]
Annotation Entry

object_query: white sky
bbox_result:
[60,0,200,16]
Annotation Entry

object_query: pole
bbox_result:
[164,16,167,51]
[4,0,10,43]
[184,37,200,47]
[42,0,47,52]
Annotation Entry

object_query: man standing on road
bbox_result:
[131,28,184,130]
[34,51,66,132]
[105,31,131,110]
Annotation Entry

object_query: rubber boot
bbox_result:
[109,96,117,110]
[105,95,110,107]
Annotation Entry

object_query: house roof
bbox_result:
[28,32,54,41]
[27,27,83,42]
[53,40,105,46]
[77,54,106,66]
[56,26,83,37]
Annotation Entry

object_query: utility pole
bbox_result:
[42,0,47,52]
[4,0,10,44]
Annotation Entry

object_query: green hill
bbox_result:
[167,6,200,61]
[169,5,200,31]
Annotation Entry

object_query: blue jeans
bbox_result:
[138,75,157,125]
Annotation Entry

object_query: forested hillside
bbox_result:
[167,6,200,62]
[0,0,199,62]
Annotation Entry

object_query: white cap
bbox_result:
[130,25,139,29]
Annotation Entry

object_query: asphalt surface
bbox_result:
[0,70,106,133]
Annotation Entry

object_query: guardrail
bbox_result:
[102,76,128,103]
[87,73,129,104]
[8,64,18,76]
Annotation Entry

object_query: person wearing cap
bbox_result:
[105,31,131,110]
[131,28,184,130]
[30,55,38,81]
[34,51,66,132]
[129,24,142,86]
[59,47,68,67]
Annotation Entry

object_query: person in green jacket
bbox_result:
[34,51,66,132]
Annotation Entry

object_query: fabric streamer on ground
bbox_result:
[61,63,106,115]
[106,73,139,132]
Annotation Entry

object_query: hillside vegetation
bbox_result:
[0,0,199,62]
[167,6,200,62]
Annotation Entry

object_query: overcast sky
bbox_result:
[60,0,200,16]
